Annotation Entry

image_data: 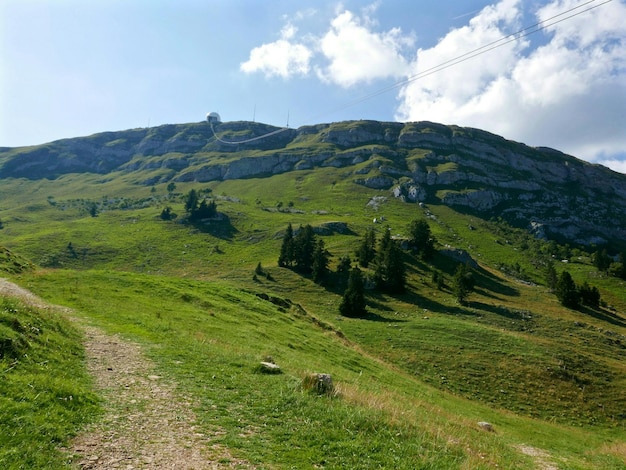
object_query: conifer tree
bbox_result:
[339,266,366,317]
[312,239,330,284]
[555,271,579,309]
[544,261,558,291]
[385,240,406,293]
[356,227,376,268]
[293,224,316,273]
[278,223,294,267]
[593,249,611,272]
[578,281,601,308]
[453,263,475,304]
[408,218,435,260]
[184,189,199,215]
[198,199,217,219]
[336,255,352,274]
[373,228,405,293]
[160,206,173,220]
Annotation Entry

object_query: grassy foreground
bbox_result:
[0,295,99,468]
[1,155,625,467]
[6,269,624,469]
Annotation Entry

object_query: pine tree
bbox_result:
[544,261,558,291]
[312,239,330,284]
[356,228,376,268]
[184,189,199,215]
[339,267,366,317]
[453,263,475,304]
[195,199,217,219]
[408,218,435,260]
[593,249,611,272]
[278,223,294,267]
[373,229,405,293]
[385,240,406,293]
[578,281,601,308]
[373,228,392,289]
[293,224,316,273]
[555,271,579,309]
[336,255,352,274]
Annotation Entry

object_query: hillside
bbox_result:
[1,120,625,246]
[1,119,626,468]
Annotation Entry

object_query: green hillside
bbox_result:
[1,120,625,468]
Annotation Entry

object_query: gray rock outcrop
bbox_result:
[2,119,625,246]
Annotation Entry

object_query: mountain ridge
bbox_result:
[1,119,625,246]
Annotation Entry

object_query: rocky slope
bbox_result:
[1,120,625,246]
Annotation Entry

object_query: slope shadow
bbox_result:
[189,213,238,240]
[361,310,407,323]
[579,305,626,328]
[470,301,531,320]
[432,252,520,298]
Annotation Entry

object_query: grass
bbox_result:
[0,296,99,469]
[1,130,626,467]
[15,269,626,469]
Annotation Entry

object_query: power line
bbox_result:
[211,0,612,144]
[209,122,291,145]
[308,0,613,120]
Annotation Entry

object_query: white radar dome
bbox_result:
[206,112,221,123]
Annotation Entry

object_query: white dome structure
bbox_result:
[206,112,221,123]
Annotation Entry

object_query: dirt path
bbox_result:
[0,279,249,469]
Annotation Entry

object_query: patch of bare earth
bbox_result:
[516,445,558,470]
[0,279,251,469]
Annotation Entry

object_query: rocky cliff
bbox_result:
[1,119,625,246]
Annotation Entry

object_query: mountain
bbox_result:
[2,120,626,467]
[2,120,625,247]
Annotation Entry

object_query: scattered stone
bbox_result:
[302,373,334,395]
[258,361,282,374]
[440,248,479,269]
[477,421,495,432]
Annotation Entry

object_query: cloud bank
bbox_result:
[240,0,626,172]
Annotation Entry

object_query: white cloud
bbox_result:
[316,9,414,87]
[240,1,626,170]
[396,0,626,165]
[240,6,413,87]
[240,23,312,79]
[597,158,626,174]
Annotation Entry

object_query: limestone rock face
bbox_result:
[1,119,625,246]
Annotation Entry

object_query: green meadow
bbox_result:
[1,160,625,468]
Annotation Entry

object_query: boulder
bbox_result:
[302,373,334,395]
[440,248,479,269]
[477,421,495,432]
[258,362,282,374]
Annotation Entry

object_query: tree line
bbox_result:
[276,219,474,317]
[160,188,217,221]
[545,262,602,310]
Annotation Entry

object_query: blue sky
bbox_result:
[2,0,625,173]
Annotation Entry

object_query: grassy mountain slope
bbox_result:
[15,269,626,469]
[2,120,625,246]
[1,120,626,467]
